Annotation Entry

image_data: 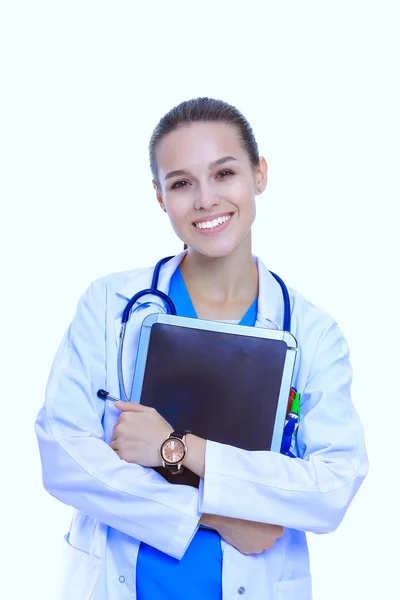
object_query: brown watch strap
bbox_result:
[170,430,191,439]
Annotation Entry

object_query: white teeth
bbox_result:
[195,214,232,230]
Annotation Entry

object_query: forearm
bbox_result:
[185,433,206,478]
[35,407,201,560]
[199,439,367,533]
[199,513,224,527]
[185,441,271,532]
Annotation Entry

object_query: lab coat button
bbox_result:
[238,587,246,595]
[119,576,125,583]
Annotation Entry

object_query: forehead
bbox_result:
[156,122,247,173]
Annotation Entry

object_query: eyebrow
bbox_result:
[164,156,238,182]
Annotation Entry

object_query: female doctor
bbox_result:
[35,97,368,600]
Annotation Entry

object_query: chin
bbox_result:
[188,239,240,259]
[181,223,252,259]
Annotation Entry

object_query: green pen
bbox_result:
[291,392,301,437]
[291,392,301,418]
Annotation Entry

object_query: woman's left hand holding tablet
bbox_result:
[110,402,173,467]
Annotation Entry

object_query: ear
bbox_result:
[153,180,167,212]
[255,157,268,194]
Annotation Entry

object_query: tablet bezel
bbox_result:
[130,313,298,453]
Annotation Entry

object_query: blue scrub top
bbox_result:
[136,266,257,600]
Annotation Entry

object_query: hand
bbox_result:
[201,514,284,555]
[110,402,173,467]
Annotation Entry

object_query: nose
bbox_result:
[193,183,221,211]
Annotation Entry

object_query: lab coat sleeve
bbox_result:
[199,319,368,533]
[34,280,200,560]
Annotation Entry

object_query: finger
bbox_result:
[113,401,153,412]
[277,526,284,538]
[110,440,118,451]
[111,422,123,441]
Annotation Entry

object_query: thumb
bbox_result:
[113,401,149,412]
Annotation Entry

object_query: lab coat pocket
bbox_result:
[58,532,102,600]
[273,574,312,600]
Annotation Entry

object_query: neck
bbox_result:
[179,233,258,305]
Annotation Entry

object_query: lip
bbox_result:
[192,212,233,225]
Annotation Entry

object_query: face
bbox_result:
[153,122,267,258]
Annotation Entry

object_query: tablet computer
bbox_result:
[131,314,297,486]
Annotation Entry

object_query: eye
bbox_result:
[171,180,190,190]
[216,169,234,179]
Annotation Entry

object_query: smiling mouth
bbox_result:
[193,213,233,230]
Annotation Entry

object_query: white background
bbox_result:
[1,1,399,598]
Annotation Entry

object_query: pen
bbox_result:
[97,389,125,402]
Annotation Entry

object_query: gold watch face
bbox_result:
[162,438,185,464]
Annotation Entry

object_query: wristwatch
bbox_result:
[159,430,191,474]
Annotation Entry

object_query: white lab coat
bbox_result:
[34,251,368,600]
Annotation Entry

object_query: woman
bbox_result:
[35,97,368,600]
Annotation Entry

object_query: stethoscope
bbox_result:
[97,255,295,455]
[109,256,291,402]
